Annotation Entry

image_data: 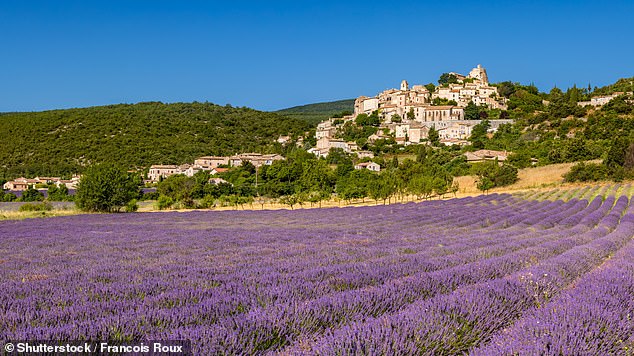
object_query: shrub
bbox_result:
[21,187,44,202]
[156,195,174,210]
[563,162,608,182]
[2,192,17,202]
[19,202,53,212]
[125,199,139,213]
[197,195,217,209]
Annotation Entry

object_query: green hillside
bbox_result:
[276,99,355,125]
[0,102,309,179]
[591,76,634,96]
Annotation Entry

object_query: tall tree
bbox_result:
[469,119,490,149]
[464,101,480,120]
[428,126,440,147]
[75,164,141,212]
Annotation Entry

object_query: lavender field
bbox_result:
[1,190,633,355]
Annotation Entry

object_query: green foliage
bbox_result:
[432,177,449,197]
[158,174,197,204]
[0,191,17,202]
[438,73,459,85]
[476,176,494,194]
[469,119,490,149]
[408,175,434,200]
[368,172,397,204]
[601,94,634,115]
[297,159,334,194]
[47,184,72,201]
[279,194,300,209]
[125,199,139,212]
[407,108,415,121]
[464,101,481,120]
[19,202,53,212]
[507,86,544,115]
[547,87,587,119]
[336,169,374,202]
[156,195,174,210]
[445,155,471,176]
[590,76,634,96]
[473,161,518,191]
[354,111,380,126]
[338,121,378,142]
[331,110,353,119]
[20,187,44,202]
[494,81,519,98]
[563,162,609,182]
[432,98,458,106]
[428,126,440,147]
[0,102,309,179]
[75,164,141,213]
[275,99,355,125]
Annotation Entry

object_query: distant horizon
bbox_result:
[2,1,633,113]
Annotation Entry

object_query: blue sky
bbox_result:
[1,0,633,112]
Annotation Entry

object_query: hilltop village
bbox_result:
[143,65,513,182]
[310,65,512,158]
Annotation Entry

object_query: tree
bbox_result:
[407,108,415,121]
[157,174,197,207]
[469,119,490,149]
[369,173,396,204]
[428,126,440,147]
[464,101,480,120]
[336,170,371,203]
[495,81,518,98]
[391,114,402,123]
[473,161,518,190]
[408,175,433,200]
[47,184,71,201]
[390,156,399,169]
[432,177,448,198]
[438,73,459,85]
[476,176,494,194]
[355,113,369,126]
[449,181,460,197]
[75,164,141,213]
[298,159,334,193]
[432,97,458,106]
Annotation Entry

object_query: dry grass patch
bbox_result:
[0,209,82,220]
[454,162,579,195]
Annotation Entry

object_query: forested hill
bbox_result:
[0,102,310,179]
[276,99,354,125]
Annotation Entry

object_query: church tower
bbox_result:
[400,80,409,91]
[468,64,489,84]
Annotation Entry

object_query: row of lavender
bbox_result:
[293,196,633,355]
[0,192,632,354]
[517,183,633,202]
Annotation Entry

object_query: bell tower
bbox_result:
[400,80,409,91]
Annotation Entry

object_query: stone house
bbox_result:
[194,156,229,169]
[465,149,511,162]
[354,162,381,172]
[148,165,181,182]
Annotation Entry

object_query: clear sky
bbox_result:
[1,0,633,112]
